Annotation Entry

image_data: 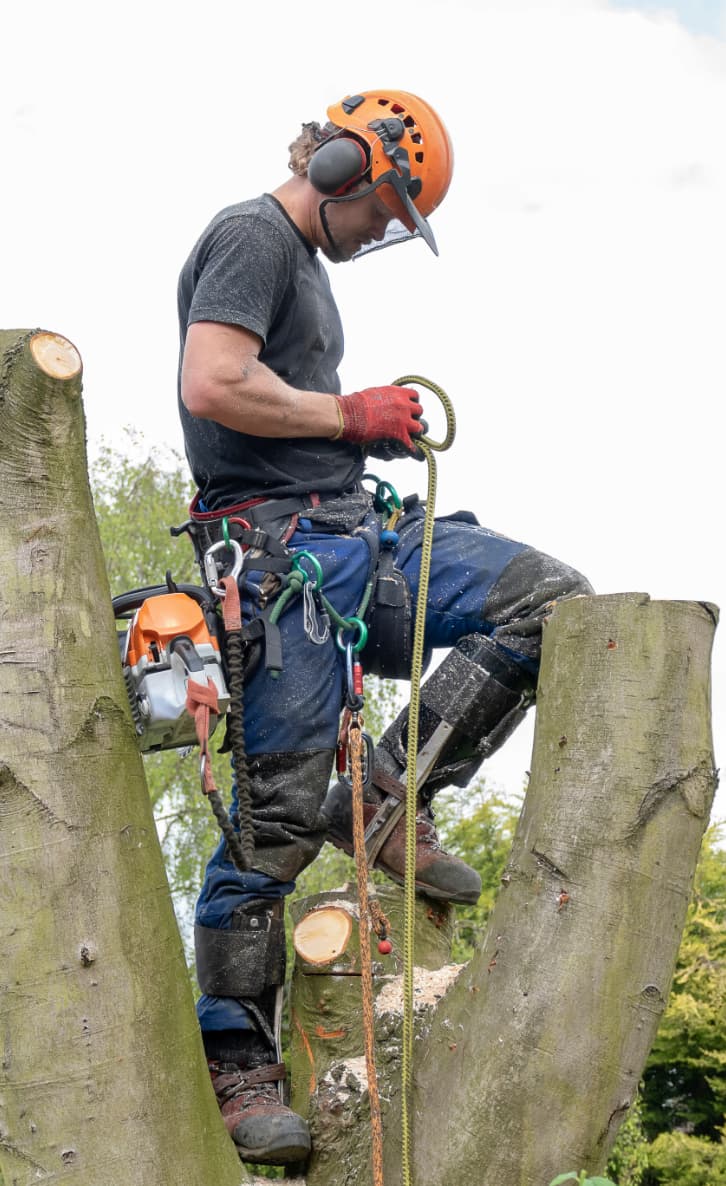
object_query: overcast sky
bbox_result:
[2,0,724,822]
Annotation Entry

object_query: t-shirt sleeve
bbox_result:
[186,213,291,344]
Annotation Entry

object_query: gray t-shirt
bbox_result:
[177,194,364,509]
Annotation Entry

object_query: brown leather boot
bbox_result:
[325,770,482,905]
[323,633,536,905]
[206,1035,310,1165]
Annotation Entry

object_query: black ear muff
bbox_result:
[308,136,369,196]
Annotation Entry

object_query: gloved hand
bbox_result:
[333,386,425,457]
[366,418,429,462]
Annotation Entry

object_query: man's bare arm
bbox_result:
[181,321,340,438]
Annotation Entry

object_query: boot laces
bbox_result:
[210,1061,284,1111]
[415,810,446,854]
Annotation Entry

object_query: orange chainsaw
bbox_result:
[113,580,230,753]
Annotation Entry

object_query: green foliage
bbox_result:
[92,433,197,593]
[645,1131,726,1184]
[606,1093,649,1186]
[549,1172,617,1185]
[606,828,726,1184]
[640,829,726,1142]
[433,785,521,962]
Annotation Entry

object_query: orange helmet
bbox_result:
[308,89,454,256]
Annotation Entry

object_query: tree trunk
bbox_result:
[290,593,718,1186]
[288,884,456,1135]
[0,331,245,1186]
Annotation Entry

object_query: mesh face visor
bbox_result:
[318,170,439,262]
[351,219,419,259]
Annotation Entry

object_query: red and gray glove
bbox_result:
[332,386,426,458]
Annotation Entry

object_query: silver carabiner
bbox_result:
[204,538,244,596]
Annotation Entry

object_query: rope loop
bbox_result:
[392,374,456,453]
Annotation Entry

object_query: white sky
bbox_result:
[2,0,724,823]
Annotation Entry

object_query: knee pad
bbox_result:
[195,898,286,999]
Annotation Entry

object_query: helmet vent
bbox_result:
[415,151,424,163]
[410,132,422,144]
[391,102,405,114]
[378,98,389,106]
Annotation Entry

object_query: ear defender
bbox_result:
[307,136,369,196]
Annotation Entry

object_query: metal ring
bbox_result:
[335,617,368,653]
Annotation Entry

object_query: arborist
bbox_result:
[177,88,593,1167]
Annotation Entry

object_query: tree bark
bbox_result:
[288,884,456,1140]
[291,593,718,1186]
[0,331,245,1186]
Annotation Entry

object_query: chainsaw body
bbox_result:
[116,587,230,753]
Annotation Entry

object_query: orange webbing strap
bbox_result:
[184,575,241,796]
[219,574,242,631]
[350,719,385,1186]
[185,677,219,794]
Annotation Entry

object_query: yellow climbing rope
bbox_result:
[392,375,456,1186]
[347,377,454,1186]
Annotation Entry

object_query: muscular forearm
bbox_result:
[181,322,424,454]
[181,322,339,438]
[185,355,339,438]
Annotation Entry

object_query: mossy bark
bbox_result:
[412,594,718,1186]
[289,594,718,1186]
[0,331,246,1186]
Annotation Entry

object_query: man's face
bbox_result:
[317,188,396,263]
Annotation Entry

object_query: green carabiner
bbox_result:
[291,549,324,591]
[221,516,231,547]
[376,479,402,510]
[363,474,402,518]
[335,616,368,653]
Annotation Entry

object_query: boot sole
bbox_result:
[327,832,481,906]
[234,1135,311,1166]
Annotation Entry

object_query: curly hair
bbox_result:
[288,120,337,176]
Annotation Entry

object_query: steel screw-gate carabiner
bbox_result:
[204,538,244,596]
[344,641,365,711]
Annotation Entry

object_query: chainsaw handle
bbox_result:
[111,583,217,619]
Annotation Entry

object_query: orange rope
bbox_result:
[350,719,385,1186]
